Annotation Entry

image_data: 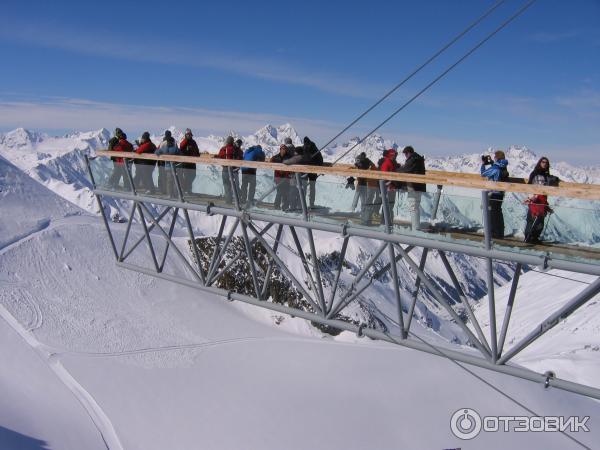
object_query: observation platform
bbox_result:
[91,151,600,274]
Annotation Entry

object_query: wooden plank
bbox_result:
[96,150,600,200]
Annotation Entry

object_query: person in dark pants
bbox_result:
[133,131,157,192]
[271,144,292,210]
[378,148,399,223]
[108,128,134,190]
[240,144,265,207]
[396,146,426,231]
[352,152,379,225]
[302,137,323,208]
[480,150,509,239]
[179,128,200,194]
[216,136,242,204]
[523,157,555,243]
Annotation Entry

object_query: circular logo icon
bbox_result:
[450,408,482,440]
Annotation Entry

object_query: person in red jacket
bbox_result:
[133,131,157,192]
[108,127,134,190]
[216,136,242,204]
[179,128,200,194]
[378,148,399,223]
[271,144,293,210]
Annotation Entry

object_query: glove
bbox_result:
[345,176,356,190]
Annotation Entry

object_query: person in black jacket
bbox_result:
[397,146,426,231]
[304,137,323,208]
[179,128,200,194]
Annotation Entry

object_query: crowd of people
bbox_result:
[107,127,558,243]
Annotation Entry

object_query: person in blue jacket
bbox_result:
[240,144,266,207]
[155,130,181,198]
[481,150,509,239]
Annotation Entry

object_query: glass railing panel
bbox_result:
[179,163,237,208]
[130,160,159,195]
[491,193,600,265]
[89,156,133,192]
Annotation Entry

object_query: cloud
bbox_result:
[530,30,582,43]
[0,21,382,99]
[0,95,344,139]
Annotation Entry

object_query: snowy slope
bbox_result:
[1,161,599,448]
[475,269,600,389]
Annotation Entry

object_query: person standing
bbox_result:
[240,144,266,207]
[272,144,292,210]
[155,130,180,197]
[303,136,323,209]
[353,152,379,226]
[108,127,134,189]
[133,131,156,192]
[216,136,242,204]
[379,148,399,224]
[179,128,200,194]
[524,157,555,243]
[396,146,426,231]
[480,150,509,239]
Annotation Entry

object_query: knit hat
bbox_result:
[226,136,234,145]
[235,138,243,147]
[185,128,193,136]
[164,130,172,138]
[402,146,414,154]
[141,131,150,140]
[284,137,293,145]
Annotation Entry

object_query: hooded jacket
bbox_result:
[241,145,266,174]
[135,140,157,166]
[108,133,133,164]
[481,159,509,182]
[397,152,426,192]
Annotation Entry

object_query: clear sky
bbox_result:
[0,0,598,162]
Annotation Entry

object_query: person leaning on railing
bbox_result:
[107,127,133,190]
[240,144,266,207]
[396,146,426,231]
[378,148,400,223]
[523,156,557,244]
[133,131,157,193]
[480,150,509,239]
[351,152,379,226]
[216,136,243,204]
[154,130,180,197]
[179,128,200,194]
[271,144,293,210]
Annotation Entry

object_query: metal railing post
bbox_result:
[482,190,499,362]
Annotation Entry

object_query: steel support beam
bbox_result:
[482,190,499,362]
[395,245,492,359]
[116,260,600,401]
[438,250,492,355]
[498,277,600,365]
[497,263,522,357]
[94,188,600,276]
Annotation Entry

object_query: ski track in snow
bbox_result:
[0,303,122,450]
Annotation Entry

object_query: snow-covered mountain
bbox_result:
[1,126,600,448]
[2,124,599,245]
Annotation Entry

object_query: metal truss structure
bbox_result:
[86,156,600,400]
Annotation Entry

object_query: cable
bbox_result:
[316,0,507,154]
[398,330,590,449]
[330,0,538,165]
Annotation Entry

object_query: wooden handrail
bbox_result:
[95,150,600,200]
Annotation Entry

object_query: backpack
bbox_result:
[499,166,509,182]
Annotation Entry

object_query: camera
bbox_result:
[481,155,493,165]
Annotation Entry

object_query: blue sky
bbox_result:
[0,0,598,162]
